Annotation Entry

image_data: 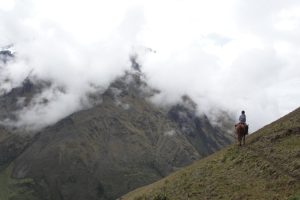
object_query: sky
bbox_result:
[0,0,300,131]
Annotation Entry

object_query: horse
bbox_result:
[235,123,247,146]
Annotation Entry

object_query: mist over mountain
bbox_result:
[0,48,234,134]
[1,0,300,131]
[0,56,234,199]
[1,1,300,199]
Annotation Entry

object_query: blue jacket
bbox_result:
[239,114,246,123]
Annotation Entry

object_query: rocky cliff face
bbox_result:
[0,54,234,200]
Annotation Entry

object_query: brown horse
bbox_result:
[235,123,246,146]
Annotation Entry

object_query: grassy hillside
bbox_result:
[0,164,38,200]
[122,107,300,200]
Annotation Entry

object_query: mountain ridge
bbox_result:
[0,63,234,200]
[122,107,300,200]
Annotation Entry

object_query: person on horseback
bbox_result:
[235,110,249,146]
[239,110,246,123]
[239,110,248,134]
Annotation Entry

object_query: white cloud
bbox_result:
[0,0,299,131]
[0,0,16,11]
[164,130,176,136]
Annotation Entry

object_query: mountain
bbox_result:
[0,78,51,124]
[0,54,234,200]
[122,107,300,200]
[0,49,14,64]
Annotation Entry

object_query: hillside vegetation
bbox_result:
[122,107,300,200]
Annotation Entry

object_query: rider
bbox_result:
[239,110,246,123]
[239,110,248,134]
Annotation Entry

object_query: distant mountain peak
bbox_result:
[130,53,141,72]
[0,44,15,64]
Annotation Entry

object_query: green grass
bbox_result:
[0,164,37,200]
[122,107,300,200]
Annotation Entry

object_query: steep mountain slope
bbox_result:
[122,107,300,200]
[0,67,234,200]
[0,127,32,171]
[167,97,232,157]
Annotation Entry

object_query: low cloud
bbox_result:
[164,130,176,137]
[0,0,145,130]
[0,0,300,131]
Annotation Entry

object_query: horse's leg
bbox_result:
[235,132,239,146]
[236,136,240,146]
[243,134,246,145]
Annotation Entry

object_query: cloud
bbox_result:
[0,0,145,130]
[0,0,300,132]
[164,130,176,136]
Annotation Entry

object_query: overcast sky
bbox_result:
[0,0,300,131]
